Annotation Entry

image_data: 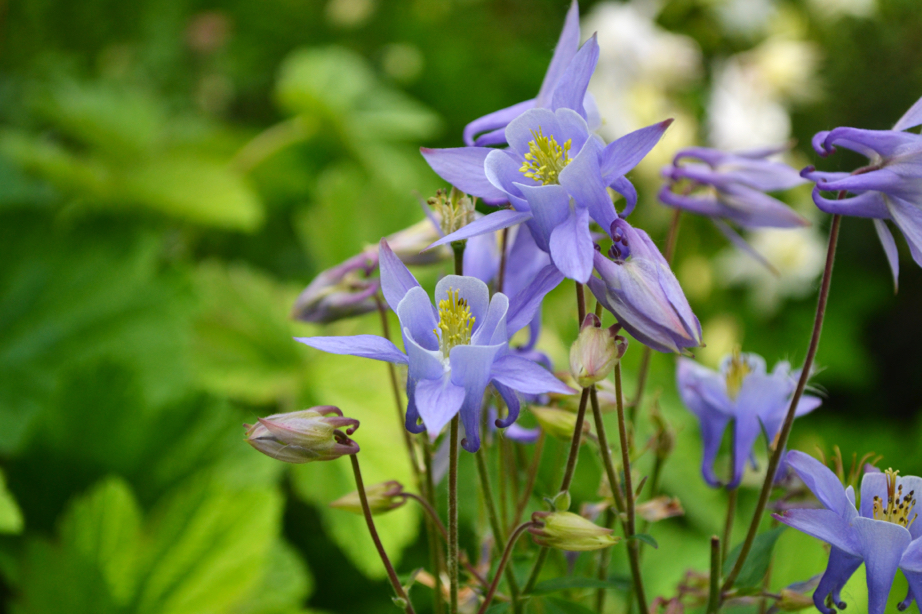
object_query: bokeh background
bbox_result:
[1,0,922,612]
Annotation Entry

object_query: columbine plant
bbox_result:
[241,0,922,609]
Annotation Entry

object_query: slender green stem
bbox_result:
[722,489,737,563]
[590,388,626,513]
[721,214,841,594]
[350,453,416,614]
[230,116,317,173]
[512,432,545,528]
[523,548,549,594]
[614,363,649,614]
[477,522,538,614]
[403,492,448,541]
[449,416,460,614]
[376,296,422,487]
[423,436,445,614]
[475,445,522,607]
[523,388,590,593]
[707,536,721,614]
[595,507,617,612]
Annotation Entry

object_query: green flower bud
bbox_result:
[530,406,589,442]
[529,510,620,551]
[777,588,815,611]
[244,406,359,463]
[329,480,406,515]
[569,314,626,387]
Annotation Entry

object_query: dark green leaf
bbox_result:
[723,527,787,588]
[532,576,630,595]
[540,596,597,614]
[629,533,658,549]
[485,603,510,614]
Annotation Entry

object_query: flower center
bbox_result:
[873,468,917,528]
[725,348,751,401]
[433,287,475,356]
[520,128,572,185]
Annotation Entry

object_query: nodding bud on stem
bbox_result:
[244,406,360,463]
[529,510,620,551]
[530,406,590,442]
[329,480,406,515]
[569,313,626,387]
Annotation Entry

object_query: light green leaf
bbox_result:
[628,533,658,549]
[135,473,283,614]
[276,47,376,117]
[58,476,141,603]
[120,157,263,231]
[191,261,307,406]
[229,540,315,614]
[0,469,23,534]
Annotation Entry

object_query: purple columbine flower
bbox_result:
[588,218,702,354]
[296,239,575,452]
[776,450,922,614]
[422,108,672,282]
[676,351,821,489]
[801,94,922,289]
[462,1,600,147]
[659,146,809,228]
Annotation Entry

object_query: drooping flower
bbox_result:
[588,218,702,354]
[659,146,809,230]
[463,1,600,147]
[291,217,447,323]
[296,239,575,452]
[776,450,922,614]
[801,94,922,289]
[423,107,672,282]
[676,351,821,488]
[244,406,360,463]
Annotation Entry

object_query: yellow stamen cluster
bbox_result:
[520,128,572,185]
[873,468,917,528]
[433,288,475,356]
[725,347,752,401]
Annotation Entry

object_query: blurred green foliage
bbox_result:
[1,0,922,612]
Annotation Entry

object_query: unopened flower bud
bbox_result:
[636,496,684,523]
[329,480,406,515]
[291,251,380,323]
[569,313,625,387]
[776,588,814,611]
[529,510,620,551]
[427,187,475,236]
[244,406,359,463]
[530,406,589,442]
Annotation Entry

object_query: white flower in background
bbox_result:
[717,226,826,314]
[584,0,701,150]
[712,0,778,37]
[707,37,821,150]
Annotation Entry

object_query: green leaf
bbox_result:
[0,469,23,534]
[120,157,263,231]
[539,596,597,614]
[532,577,630,595]
[58,476,142,602]
[190,261,307,406]
[723,526,787,588]
[628,533,658,549]
[276,47,376,117]
[485,603,510,614]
